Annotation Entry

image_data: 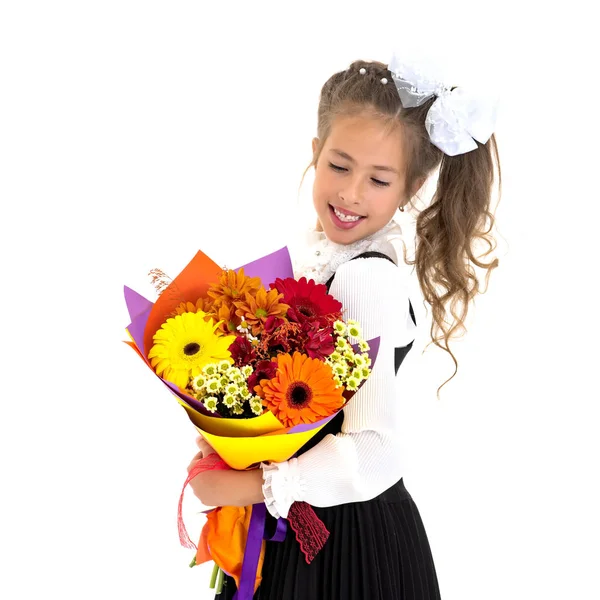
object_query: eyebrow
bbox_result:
[330,149,399,175]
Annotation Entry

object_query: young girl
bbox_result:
[189,56,501,599]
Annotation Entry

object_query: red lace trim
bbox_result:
[287,501,330,564]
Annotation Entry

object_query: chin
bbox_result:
[324,227,361,246]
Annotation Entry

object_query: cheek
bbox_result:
[312,173,329,203]
[368,191,399,220]
[383,194,401,215]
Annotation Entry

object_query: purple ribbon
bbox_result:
[233,504,287,600]
[267,517,288,543]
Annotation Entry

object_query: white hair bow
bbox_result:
[388,53,499,157]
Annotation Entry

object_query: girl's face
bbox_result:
[312,113,409,246]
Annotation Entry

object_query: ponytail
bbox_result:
[412,135,501,398]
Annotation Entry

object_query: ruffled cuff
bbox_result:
[260,458,306,519]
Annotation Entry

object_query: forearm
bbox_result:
[262,426,403,518]
[194,467,264,507]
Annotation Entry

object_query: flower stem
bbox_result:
[209,562,219,588]
[215,565,225,595]
[189,554,197,568]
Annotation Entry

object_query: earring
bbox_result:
[399,205,405,212]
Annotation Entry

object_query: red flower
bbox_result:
[248,359,278,392]
[258,320,303,357]
[229,336,257,367]
[266,331,292,354]
[265,315,285,334]
[270,277,342,326]
[304,326,335,361]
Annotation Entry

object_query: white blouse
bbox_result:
[260,219,419,519]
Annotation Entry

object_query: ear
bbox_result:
[312,137,319,160]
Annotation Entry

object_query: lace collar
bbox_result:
[292,220,410,284]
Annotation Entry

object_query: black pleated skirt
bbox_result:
[215,477,441,599]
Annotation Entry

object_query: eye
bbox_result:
[328,162,347,173]
[328,162,390,187]
[371,178,390,187]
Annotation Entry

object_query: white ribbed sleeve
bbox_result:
[261,257,416,519]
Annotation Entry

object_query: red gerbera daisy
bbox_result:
[270,277,342,326]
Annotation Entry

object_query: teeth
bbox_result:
[333,207,362,222]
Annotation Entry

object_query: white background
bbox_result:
[1,1,598,599]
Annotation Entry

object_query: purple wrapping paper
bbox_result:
[236,247,294,287]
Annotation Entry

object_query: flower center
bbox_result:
[183,342,201,356]
[287,381,313,408]
[298,302,316,318]
[255,308,268,318]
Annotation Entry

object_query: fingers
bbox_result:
[187,450,203,473]
[187,436,217,474]
[196,436,215,457]
[197,442,215,458]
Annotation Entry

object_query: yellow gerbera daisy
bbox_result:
[148,311,236,390]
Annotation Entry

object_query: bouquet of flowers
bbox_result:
[123,247,379,598]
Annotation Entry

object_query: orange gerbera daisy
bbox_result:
[255,352,344,427]
[234,288,289,336]
[207,268,261,309]
[173,297,214,317]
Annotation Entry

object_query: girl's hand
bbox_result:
[187,435,217,504]
[186,435,264,507]
[187,435,216,466]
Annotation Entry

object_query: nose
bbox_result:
[339,175,365,205]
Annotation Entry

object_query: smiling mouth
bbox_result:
[330,204,365,222]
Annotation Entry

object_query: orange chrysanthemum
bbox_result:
[255,352,344,427]
[234,288,289,336]
[211,302,243,336]
[207,268,261,309]
[173,297,214,317]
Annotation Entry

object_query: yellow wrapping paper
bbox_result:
[179,400,330,470]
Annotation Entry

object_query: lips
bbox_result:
[328,204,365,230]
[330,204,363,218]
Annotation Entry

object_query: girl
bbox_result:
[189,56,501,599]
